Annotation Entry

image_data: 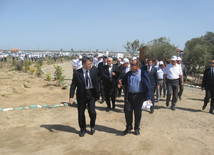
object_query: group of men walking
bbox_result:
[69,55,214,137]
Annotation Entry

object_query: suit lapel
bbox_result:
[79,69,85,87]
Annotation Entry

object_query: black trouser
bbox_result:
[178,78,184,98]
[104,84,117,108]
[204,86,214,110]
[77,89,96,130]
[166,79,179,106]
[99,79,105,101]
[151,86,156,106]
[124,92,146,131]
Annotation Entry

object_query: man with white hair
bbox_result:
[177,57,187,100]
[102,57,120,111]
[163,56,183,111]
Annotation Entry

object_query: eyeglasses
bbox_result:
[131,64,137,66]
[107,61,111,62]
[211,62,214,64]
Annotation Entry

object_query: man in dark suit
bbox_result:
[147,59,158,113]
[97,56,107,103]
[177,57,187,100]
[70,57,100,137]
[201,58,214,114]
[118,59,151,135]
[102,57,120,111]
[115,58,123,97]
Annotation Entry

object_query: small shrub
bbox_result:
[15,61,23,71]
[24,61,30,72]
[35,65,43,77]
[54,65,65,86]
[46,73,52,81]
[37,59,43,67]
[30,68,35,75]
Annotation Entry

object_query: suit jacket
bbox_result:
[202,67,214,90]
[120,65,127,78]
[102,64,120,87]
[121,68,151,101]
[70,67,100,102]
[147,66,158,87]
[98,62,106,78]
[181,64,187,82]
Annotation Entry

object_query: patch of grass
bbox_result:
[8,67,17,71]
[0,77,12,80]
[2,94,6,97]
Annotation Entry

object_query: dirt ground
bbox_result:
[0,61,213,155]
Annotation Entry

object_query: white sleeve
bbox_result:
[179,65,183,75]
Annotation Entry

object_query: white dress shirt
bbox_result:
[82,68,93,89]
[164,63,183,79]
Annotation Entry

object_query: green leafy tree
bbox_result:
[145,37,177,60]
[183,37,211,74]
[124,39,144,57]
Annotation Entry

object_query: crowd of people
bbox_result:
[69,55,214,137]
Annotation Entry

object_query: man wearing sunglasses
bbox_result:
[201,58,214,114]
[118,59,151,135]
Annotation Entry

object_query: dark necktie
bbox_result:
[86,70,90,88]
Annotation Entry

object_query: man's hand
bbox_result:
[163,80,166,86]
[157,86,159,89]
[69,98,74,104]
[112,72,116,76]
[181,82,184,86]
[147,100,152,103]
[118,79,122,88]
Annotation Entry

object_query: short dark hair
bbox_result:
[133,59,142,67]
[148,59,153,62]
[82,57,92,64]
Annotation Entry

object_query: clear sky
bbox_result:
[0,0,213,52]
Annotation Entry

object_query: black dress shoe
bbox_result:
[202,105,206,110]
[171,106,175,111]
[91,127,95,135]
[179,96,182,100]
[166,102,169,107]
[123,128,132,135]
[111,104,115,110]
[79,129,86,137]
[150,106,154,114]
[134,130,140,135]
[209,109,214,114]
[106,107,110,112]
[100,100,104,104]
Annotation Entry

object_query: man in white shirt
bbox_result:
[76,55,83,70]
[163,56,183,111]
[72,55,79,71]
[156,61,165,101]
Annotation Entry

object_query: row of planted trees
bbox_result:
[5,56,66,86]
[124,31,214,75]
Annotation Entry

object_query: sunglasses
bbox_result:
[107,61,111,62]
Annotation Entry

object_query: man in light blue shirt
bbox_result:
[118,59,151,135]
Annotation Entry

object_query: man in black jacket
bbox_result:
[201,58,214,114]
[102,57,120,111]
[97,56,107,103]
[70,57,100,137]
[147,59,158,113]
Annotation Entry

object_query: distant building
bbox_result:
[176,48,184,57]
